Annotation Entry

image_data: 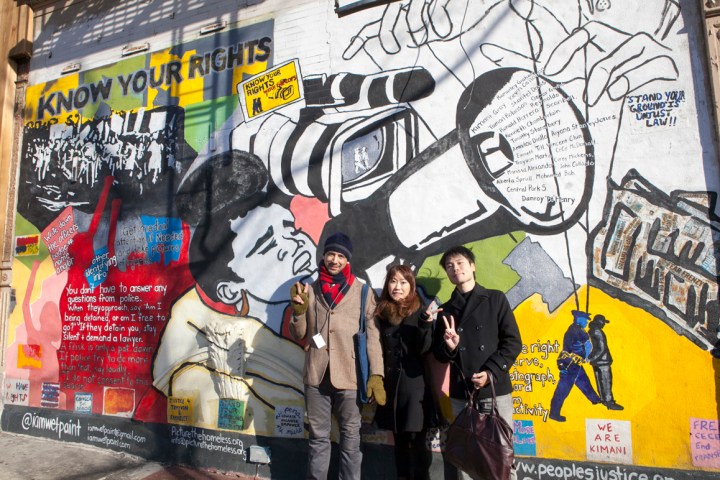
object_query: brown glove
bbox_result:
[367,375,386,406]
[290,284,309,316]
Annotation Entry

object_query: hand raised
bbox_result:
[423,302,443,323]
[290,282,310,315]
[443,315,460,351]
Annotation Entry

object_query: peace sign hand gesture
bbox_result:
[443,315,460,351]
[290,282,310,315]
[423,301,443,323]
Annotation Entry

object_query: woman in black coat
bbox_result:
[374,265,436,480]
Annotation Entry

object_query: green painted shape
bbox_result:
[416,231,526,303]
[13,213,49,270]
[183,96,239,152]
[83,56,148,113]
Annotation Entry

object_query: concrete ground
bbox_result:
[0,430,255,480]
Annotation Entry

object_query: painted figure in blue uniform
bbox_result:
[549,310,601,422]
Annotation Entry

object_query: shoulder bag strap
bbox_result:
[359,283,368,333]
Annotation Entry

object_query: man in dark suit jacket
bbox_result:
[433,245,522,480]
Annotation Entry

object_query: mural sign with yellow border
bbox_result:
[238,59,303,120]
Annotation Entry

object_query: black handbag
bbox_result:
[444,374,514,480]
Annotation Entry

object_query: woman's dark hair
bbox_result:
[375,264,421,320]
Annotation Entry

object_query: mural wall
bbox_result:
[4,0,720,477]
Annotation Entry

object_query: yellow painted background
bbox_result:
[515,286,719,468]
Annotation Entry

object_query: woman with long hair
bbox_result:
[374,265,437,480]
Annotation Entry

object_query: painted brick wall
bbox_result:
[4,1,720,479]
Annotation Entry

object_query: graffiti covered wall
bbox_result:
[4,0,720,477]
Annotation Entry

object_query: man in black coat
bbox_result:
[433,245,522,480]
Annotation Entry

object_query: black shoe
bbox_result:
[604,401,624,411]
[549,412,566,422]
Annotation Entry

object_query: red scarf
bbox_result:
[319,263,355,309]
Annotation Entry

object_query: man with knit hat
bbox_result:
[289,232,385,480]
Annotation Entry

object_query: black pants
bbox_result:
[394,430,431,480]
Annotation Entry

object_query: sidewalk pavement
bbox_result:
[0,430,256,480]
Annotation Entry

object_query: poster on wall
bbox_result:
[6,0,720,475]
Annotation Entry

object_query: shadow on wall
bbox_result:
[678,2,720,434]
[679,0,720,176]
[30,0,267,71]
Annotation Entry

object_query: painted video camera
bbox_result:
[232,66,436,216]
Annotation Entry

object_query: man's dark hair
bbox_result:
[439,245,475,268]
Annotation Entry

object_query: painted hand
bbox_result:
[367,375,386,406]
[343,0,506,60]
[544,22,678,106]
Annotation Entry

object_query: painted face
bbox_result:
[323,250,348,275]
[577,316,590,328]
[226,203,316,301]
[444,254,476,288]
[388,272,412,301]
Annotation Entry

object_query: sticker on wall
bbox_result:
[238,59,304,121]
[168,396,193,425]
[514,420,537,456]
[74,392,93,414]
[218,398,245,431]
[690,418,720,469]
[41,207,79,274]
[360,423,393,445]
[103,387,135,417]
[4,379,30,406]
[41,382,60,408]
[274,406,304,438]
[17,344,42,369]
[586,419,632,464]
[140,216,183,265]
[427,427,446,453]
[15,235,40,257]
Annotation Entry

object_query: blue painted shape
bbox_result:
[141,216,183,265]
